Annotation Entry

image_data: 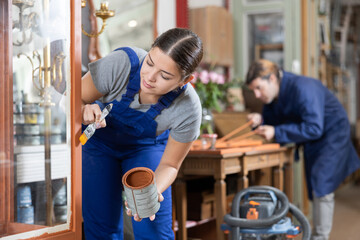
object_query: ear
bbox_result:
[180,74,194,87]
[269,73,278,84]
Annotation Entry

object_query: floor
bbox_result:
[330,182,360,240]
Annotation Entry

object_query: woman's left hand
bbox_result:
[125,192,164,222]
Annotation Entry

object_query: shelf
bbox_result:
[173,217,216,231]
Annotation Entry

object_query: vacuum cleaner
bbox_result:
[223,185,311,240]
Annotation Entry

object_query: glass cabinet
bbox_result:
[1,0,82,239]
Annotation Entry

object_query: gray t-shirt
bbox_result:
[88,47,202,143]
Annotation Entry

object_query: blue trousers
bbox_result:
[82,140,174,240]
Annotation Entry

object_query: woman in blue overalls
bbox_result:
[81,28,203,239]
[246,59,360,240]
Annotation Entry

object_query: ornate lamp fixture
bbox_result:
[12,0,39,46]
[81,0,115,38]
[17,51,66,104]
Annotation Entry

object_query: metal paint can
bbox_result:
[17,206,34,224]
[122,167,160,219]
[54,184,67,206]
[54,205,67,224]
[17,185,32,207]
[23,135,41,145]
[23,124,40,135]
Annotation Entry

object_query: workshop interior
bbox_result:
[1,0,360,239]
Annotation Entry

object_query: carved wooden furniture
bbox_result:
[174,146,294,240]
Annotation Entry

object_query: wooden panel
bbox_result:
[66,0,83,238]
[0,0,15,235]
[189,6,233,66]
[244,155,269,170]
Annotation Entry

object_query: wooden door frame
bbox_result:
[0,0,15,234]
[0,0,82,239]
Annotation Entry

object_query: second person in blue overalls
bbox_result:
[81,28,203,240]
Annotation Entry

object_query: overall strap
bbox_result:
[113,47,142,99]
[146,84,188,119]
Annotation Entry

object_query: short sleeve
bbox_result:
[168,85,202,143]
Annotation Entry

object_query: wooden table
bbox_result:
[174,146,294,240]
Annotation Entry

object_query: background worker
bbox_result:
[81,28,203,240]
[246,59,360,240]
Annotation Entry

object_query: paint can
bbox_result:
[17,185,32,207]
[54,205,67,223]
[54,183,67,206]
[17,206,34,224]
[122,167,160,219]
[17,185,34,224]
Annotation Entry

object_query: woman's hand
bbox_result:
[247,113,262,128]
[81,103,107,128]
[124,192,164,222]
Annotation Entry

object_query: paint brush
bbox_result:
[79,103,113,145]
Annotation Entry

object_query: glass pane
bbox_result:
[8,0,71,237]
[247,12,284,67]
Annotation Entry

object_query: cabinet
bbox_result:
[0,0,82,239]
[189,6,233,66]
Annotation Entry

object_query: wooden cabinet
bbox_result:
[1,0,82,239]
[189,6,233,66]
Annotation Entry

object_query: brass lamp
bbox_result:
[12,0,39,46]
[82,0,115,38]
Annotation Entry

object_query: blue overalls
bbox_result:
[82,47,186,240]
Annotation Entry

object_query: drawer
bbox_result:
[267,153,281,166]
[244,155,269,170]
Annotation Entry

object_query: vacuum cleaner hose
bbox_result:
[224,185,289,228]
[224,185,311,240]
[289,203,311,240]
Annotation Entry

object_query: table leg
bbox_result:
[215,178,226,240]
[273,165,284,191]
[239,164,249,190]
[284,163,294,202]
[174,178,187,240]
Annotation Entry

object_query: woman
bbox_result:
[81,28,203,239]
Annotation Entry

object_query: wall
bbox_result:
[156,0,225,35]
[157,0,176,35]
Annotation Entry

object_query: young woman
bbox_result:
[81,28,203,239]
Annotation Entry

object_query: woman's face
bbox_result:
[140,47,184,101]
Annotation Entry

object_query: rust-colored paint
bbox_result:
[123,167,154,189]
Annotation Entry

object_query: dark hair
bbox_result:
[245,59,280,85]
[152,28,203,80]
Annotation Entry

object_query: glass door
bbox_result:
[0,0,82,239]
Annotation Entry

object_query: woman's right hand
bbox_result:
[81,103,107,128]
[247,113,262,128]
